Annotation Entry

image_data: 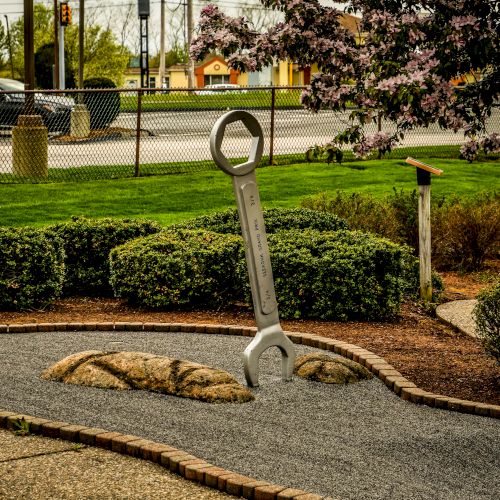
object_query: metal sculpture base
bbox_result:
[243,325,296,387]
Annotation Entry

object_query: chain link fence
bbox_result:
[0,86,498,183]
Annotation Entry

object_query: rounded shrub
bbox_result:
[83,77,120,130]
[473,282,500,361]
[46,217,162,296]
[432,193,499,272]
[0,227,65,310]
[244,229,412,321]
[110,230,244,309]
[171,207,348,234]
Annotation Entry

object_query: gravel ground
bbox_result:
[0,330,499,500]
[0,429,233,500]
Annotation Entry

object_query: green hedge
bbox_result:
[83,77,120,130]
[111,227,413,320]
[0,228,65,310]
[110,230,243,309]
[473,282,500,361]
[259,229,409,320]
[171,207,348,234]
[46,217,162,296]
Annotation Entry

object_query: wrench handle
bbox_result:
[233,173,279,328]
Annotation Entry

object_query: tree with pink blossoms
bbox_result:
[191,0,499,161]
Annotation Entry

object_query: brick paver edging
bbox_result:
[1,322,498,499]
[0,409,334,500]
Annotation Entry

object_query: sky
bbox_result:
[0,0,347,54]
[1,0,347,21]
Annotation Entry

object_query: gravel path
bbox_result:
[0,330,499,500]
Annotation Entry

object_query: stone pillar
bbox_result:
[12,115,48,178]
[70,103,90,138]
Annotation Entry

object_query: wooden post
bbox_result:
[405,157,444,302]
[417,168,432,302]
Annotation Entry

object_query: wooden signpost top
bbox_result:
[405,157,444,176]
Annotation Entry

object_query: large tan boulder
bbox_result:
[294,352,373,384]
[41,351,254,403]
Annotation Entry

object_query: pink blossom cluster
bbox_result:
[481,133,500,155]
[450,15,479,30]
[191,1,499,159]
[460,140,480,162]
[460,133,500,162]
[353,132,397,158]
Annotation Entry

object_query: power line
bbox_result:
[4,1,279,20]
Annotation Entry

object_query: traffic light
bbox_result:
[60,2,72,26]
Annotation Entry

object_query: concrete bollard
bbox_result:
[12,115,48,178]
[70,104,90,138]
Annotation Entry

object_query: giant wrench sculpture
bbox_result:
[210,110,296,387]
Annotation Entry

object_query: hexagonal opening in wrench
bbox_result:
[218,120,255,167]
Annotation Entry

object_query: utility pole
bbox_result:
[59,2,72,89]
[159,0,165,89]
[4,15,15,79]
[186,0,195,88]
[24,0,35,113]
[138,0,150,89]
[53,0,59,88]
[79,0,84,91]
[71,0,90,137]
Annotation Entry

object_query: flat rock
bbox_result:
[294,352,373,384]
[41,351,254,403]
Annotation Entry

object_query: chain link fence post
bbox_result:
[269,87,276,165]
[134,88,143,177]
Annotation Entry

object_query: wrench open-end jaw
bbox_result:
[210,110,296,388]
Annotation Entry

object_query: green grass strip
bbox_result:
[0,158,497,228]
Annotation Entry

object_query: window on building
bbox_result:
[204,74,229,86]
[149,76,156,88]
[126,80,137,88]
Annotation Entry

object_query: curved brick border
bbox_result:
[1,321,499,500]
[0,320,498,419]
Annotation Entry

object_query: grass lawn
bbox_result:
[0,158,497,227]
[120,89,302,112]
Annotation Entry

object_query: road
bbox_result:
[0,108,497,171]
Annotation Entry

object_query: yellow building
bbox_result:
[123,13,362,89]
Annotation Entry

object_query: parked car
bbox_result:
[195,84,247,95]
[0,78,74,133]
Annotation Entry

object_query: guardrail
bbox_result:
[0,86,497,183]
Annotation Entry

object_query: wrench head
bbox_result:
[210,110,264,176]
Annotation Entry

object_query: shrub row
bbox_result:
[171,207,348,234]
[265,229,410,320]
[45,217,162,296]
[110,230,243,309]
[0,228,65,310]
[301,190,499,272]
[0,217,161,310]
[110,227,416,320]
[0,209,433,317]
